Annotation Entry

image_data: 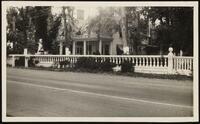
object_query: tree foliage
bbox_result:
[126,7,151,55]
[63,7,76,47]
[87,7,119,37]
[142,7,193,55]
[6,6,62,54]
[6,6,193,56]
[47,13,62,54]
[34,6,51,51]
[7,6,37,54]
[55,6,76,54]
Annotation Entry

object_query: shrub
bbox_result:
[15,57,25,66]
[34,60,39,64]
[28,57,36,67]
[59,60,70,68]
[52,61,60,69]
[88,57,100,70]
[100,58,116,72]
[75,57,116,72]
[121,60,135,72]
[14,57,38,67]
[75,57,89,69]
[75,57,99,70]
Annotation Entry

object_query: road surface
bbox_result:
[6,68,193,117]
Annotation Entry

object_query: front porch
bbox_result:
[72,35,113,55]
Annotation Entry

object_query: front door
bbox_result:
[104,44,109,55]
[76,42,83,55]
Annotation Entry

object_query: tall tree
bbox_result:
[47,13,62,54]
[7,7,19,55]
[126,7,139,54]
[7,6,62,54]
[142,7,193,55]
[126,7,151,54]
[7,6,37,54]
[34,6,51,51]
[57,6,75,54]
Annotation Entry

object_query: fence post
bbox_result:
[12,55,15,67]
[180,50,183,56]
[168,47,174,74]
[24,48,29,68]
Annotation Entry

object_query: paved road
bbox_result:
[6,68,193,117]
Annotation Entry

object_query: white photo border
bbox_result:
[1,1,199,122]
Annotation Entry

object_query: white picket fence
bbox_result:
[8,49,193,76]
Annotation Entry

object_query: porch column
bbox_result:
[99,40,102,54]
[73,41,76,55]
[59,41,63,55]
[83,40,86,55]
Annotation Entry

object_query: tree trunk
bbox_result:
[12,16,16,31]
[60,7,67,55]
[121,7,127,48]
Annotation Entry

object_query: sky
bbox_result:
[51,6,98,19]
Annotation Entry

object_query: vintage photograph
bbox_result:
[2,1,199,122]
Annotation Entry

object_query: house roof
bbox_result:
[72,34,113,42]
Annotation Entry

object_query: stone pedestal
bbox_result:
[12,56,15,67]
[24,48,29,68]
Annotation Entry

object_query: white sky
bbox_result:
[51,6,98,19]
